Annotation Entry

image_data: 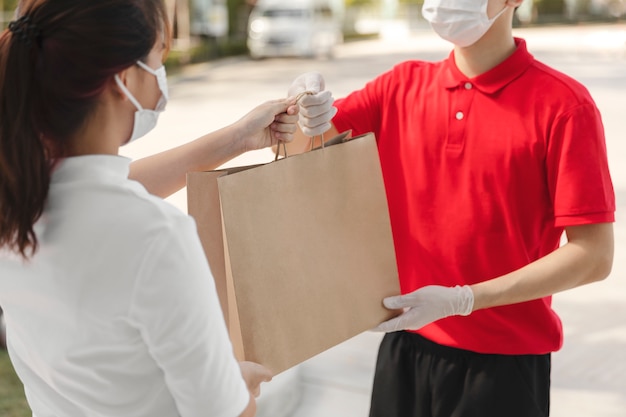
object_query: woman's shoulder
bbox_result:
[114,183,193,236]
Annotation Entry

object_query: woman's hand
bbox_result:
[239,361,273,398]
[235,98,299,153]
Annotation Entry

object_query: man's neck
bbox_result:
[452,21,517,78]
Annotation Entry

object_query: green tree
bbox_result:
[346,0,376,5]
[2,0,16,28]
[2,0,17,13]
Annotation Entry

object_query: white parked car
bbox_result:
[247,0,343,59]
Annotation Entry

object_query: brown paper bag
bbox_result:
[187,132,399,374]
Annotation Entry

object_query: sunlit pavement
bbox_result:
[120,21,626,417]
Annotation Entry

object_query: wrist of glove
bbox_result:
[288,72,337,137]
[373,285,474,333]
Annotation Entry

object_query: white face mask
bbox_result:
[115,60,168,144]
[422,0,508,47]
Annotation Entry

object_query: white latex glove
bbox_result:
[288,72,337,137]
[373,285,474,332]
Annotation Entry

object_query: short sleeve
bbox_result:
[546,102,615,227]
[333,69,392,137]
[129,216,249,417]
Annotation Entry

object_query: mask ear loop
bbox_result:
[136,60,169,102]
[274,91,318,161]
[114,74,144,111]
[136,60,160,75]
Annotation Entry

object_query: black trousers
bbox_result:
[369,332,551,417]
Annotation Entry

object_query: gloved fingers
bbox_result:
[382,287,431,309]
[299,96,334,127]
[302,72,325,92]
[383,285,451,310]
[298,107,337,137]
[371,311,411,332]
[382,294,415,310]
[288,72,325,97]
[298,106,337,128]
[298,90,333,109]
[299,120,333,137]
[373,285,476,333]
[288,82,334,137]
[299,101,335,124]
[373,307,436,332]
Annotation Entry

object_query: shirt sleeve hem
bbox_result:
[554,212,615,228]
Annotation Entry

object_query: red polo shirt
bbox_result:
[333,38,615,354]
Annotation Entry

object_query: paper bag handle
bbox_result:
[274,133,325,162]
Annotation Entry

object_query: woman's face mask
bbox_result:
[114,60,169,144]
[422,0,508,47]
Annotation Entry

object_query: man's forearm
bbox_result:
[471,222,614,311]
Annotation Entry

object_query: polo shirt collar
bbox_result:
[441,38,533,94]
[51,155,132,185]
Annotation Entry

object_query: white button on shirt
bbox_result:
[0,155,249,417]
[456,111,464,120]
[464,82,473,90]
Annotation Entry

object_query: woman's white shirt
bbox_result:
[0,155,249,417]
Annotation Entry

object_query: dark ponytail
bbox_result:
[0,0,170,259]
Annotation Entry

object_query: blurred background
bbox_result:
[3,0,626,66]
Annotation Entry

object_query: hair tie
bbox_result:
[8,15,41,46]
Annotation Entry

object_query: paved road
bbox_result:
[121,21,626,417]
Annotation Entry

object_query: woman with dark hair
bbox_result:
[0,0,302,416]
